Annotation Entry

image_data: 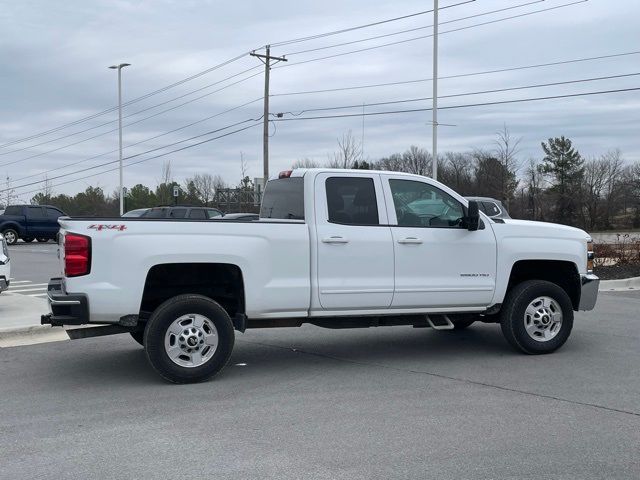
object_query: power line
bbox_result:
[0,52,251,150]
[0,66,263,159]
[271,86,640,122]
[6,122,263,195]
[271,50,640,97]
[273,72,640,116]
[0,71,263,168]
[12,98,263,183]
[269,0,475,48]
[276,0,589,69]
[284,0,545,56]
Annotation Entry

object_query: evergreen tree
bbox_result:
[539,136,584,224]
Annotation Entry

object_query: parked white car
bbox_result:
[42,168,599,383]
[0,233,10,294]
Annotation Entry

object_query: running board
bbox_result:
[426,314,455,330]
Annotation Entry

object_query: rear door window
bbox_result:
[326,177,379,226]
[188,209,206,220]
[206,209,222,219]
[169,208,187,218]
[26,206,45,218]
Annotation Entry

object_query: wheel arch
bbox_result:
[139,262,246,321]
[506,260,581,310]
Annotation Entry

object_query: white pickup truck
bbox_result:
[42,168,599,383]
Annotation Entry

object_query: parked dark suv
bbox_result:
[0,205,66,245]
[141,206,224,220]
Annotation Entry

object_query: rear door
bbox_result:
[315,173,394,310]
[25,206,48,237]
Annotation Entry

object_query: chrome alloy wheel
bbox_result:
[524,296,563,342]
[164,314,219,368]
[4,231,16,244]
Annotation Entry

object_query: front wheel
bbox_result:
[2,229,18,245]
[144,294,235,384]
[500,280,573,354]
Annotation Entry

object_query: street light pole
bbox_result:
[109,63,131,216]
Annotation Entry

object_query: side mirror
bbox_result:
[465,200,480,231]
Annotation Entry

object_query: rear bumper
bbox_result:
[578,273,599,311]
[40,277,90,326]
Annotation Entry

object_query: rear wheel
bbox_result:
[500,280,573,354]
[2,229,18,245]
[144,294,235,384]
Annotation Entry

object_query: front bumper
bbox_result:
[579,273,599,311]
[40,277,90,326]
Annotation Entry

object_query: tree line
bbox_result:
[9,127,640,230]
[294,128,640,231]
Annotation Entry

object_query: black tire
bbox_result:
[130,329,145,346]
[36,238,49,243]
[144,294,235,384]
[2,229,18,245]
[500,280,573,354]
[23,237,34,243]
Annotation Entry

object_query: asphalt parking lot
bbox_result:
[0,243,638,479]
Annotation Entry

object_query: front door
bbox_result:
[315,173,394,310]
[381,175,497,309]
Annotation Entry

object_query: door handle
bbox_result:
[322,235,349,244]
[398,237,423,244]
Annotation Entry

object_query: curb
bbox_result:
[598,276,640,292]
[0,324,70,348]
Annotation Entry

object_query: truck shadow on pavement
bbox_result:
[6,325,539,387]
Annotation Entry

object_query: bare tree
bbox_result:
[189,173,218,205]
[292,158,320,169]
[376,146,431,175]
[2,176,17,208]
[159,161,172,185]
[327,130,361,169]
[493,125,521,208]
[524,158,544,220]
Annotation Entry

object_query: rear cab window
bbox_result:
[260,177,305,220]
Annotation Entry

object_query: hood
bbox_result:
[499,219,590,241]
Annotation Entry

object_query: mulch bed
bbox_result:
[594,264,640,280]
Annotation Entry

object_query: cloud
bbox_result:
[1,0,639,201]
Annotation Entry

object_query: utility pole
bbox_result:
[108,62,131,216]
[432,0,439,180]
[250,45,287,187]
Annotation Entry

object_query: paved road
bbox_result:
[0,290,638,479]
[4,241,59,298]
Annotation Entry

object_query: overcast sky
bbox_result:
[1,0,639,201]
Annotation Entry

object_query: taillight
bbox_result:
[65,233,91,277]
[587,240,594,273]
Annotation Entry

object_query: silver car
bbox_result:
[465,197,511,219]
